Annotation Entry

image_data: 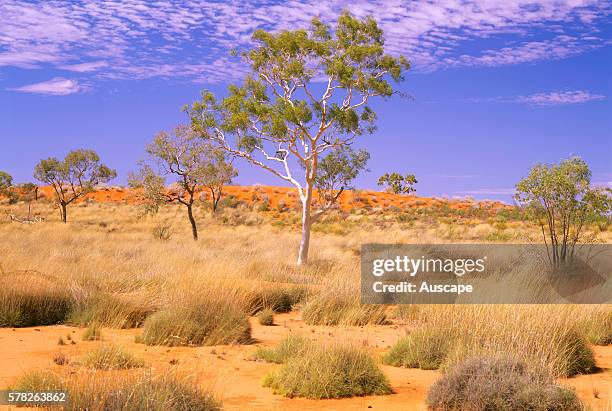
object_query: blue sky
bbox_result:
[1,0,610,202]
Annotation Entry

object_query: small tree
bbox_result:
[130,125,234,240]
[34,150,116,222]
[0,171,14,203]
[515,156,611,267]
[200,150,238,213]
[313,147,370,215]
[377,172,417,194]
[187,12,409,265]
[17,183,39,220]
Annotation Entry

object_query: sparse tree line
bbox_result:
[0,12,610,268]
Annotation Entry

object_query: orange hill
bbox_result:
[28,185,512,213]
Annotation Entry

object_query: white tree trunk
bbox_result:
[297,183,313,266]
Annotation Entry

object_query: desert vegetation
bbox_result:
[0,11,610,411]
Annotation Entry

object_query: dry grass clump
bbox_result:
[427,357,583,411]
[136,290,251,346]
[68,292,156,328]
[0,273,72,327]
[82,322,102,341]
[302,283,387,326]
[82,345,144,370]
[396,305,597,377]
[12,370,221,411]
[263,340,391,399]
[382,327,452,370]
[257,308,274,326]
[250,335,311,364]
[577,308,612,346]
[245,285,308,315]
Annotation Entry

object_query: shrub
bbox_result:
[137,297,251,346]
[427,357,583,411]
[68,292,155,328]
[302,290,386,326]
[152,224,172,241]
[53,352,70,366]
[383,327,452,370]
[246,286,307,315]
[578,309,612,345]
[12,370,221,411]
[0,273,72,327]
[250,335,310,364]
[82,345,144,370]
[82,323,102,341]
[257,308,274,326]
[263,343,391,399]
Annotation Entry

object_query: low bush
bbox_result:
[82,323,102,341]
[263,342,391,399]
[12,370,221,411]
[0,273,72,327]
[137,296,251,346]
[257,308,274,326]
[427,357,583,411]
[578,309,612,346]
[302,289,386,326]
[246,286,307,315]
[250,335,310,364]
[383,327,452,370]
[82,345,144,370]
[68,292,156,328]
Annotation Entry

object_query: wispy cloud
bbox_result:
[516,90,606,106]
[468,90,606,106]
[10,77,86,95]
[0,0,610,84]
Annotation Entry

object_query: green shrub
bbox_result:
[82,345,144,370]
[383,327,451,370]
[250,335,310,364]
[82,323,102,341]
[12,370,63,392]
[263,343,391,399]
[0,274,72,327]
[560,331,597,376]
[427,357,583,411]
[257,308,274,326]
[137,298,251,346]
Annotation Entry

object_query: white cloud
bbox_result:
[10,77,86,95]
[59,61,108,73]
[516,90,606,106]
[0,0,610,82]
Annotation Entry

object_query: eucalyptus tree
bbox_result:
[34,150,116,222]
[187,12,409,265]
[129,125,235,240]
[0,171,12,192]
[515,156,611,266]
[377,172,417,194]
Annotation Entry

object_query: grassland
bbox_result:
[0,192,610,410]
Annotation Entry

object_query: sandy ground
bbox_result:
[0,312,610,410]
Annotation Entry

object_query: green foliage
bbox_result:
[427,357,583,411]
[82,345,144,370]
[263,343,392,399]
[33,149,116,221]
[515,156,611,265]
[314,147,370,206]
[0,170,12,192]
[383,328,452,370]
[250,335,311,364]
[377,172,418,194]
